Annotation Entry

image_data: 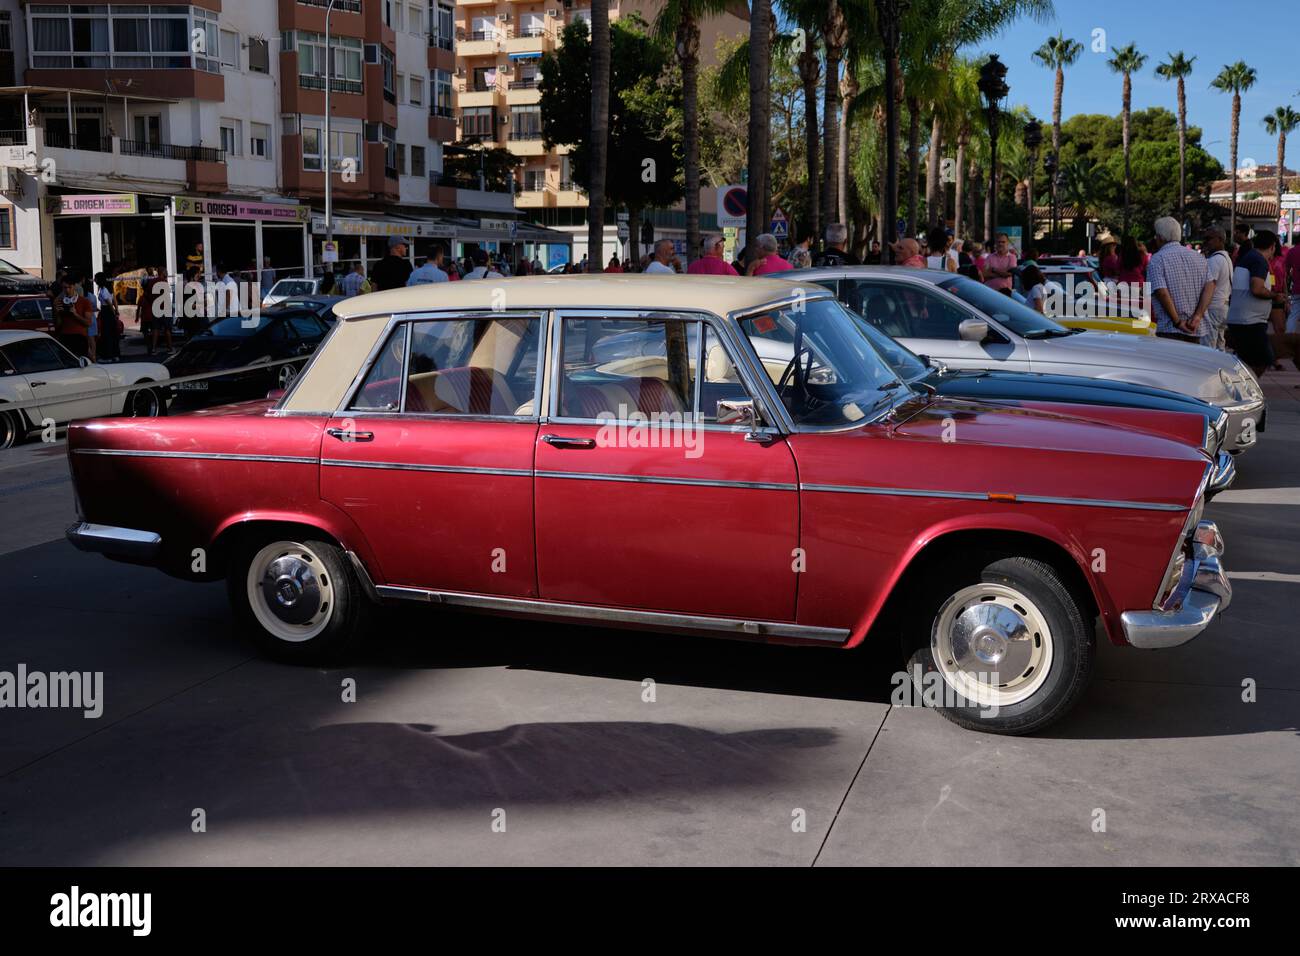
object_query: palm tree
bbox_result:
[1155,52,1196,223]
[1263,106,1300,224]
[1107,43,1147,235]
[1211,60,1258,237]
[587,0,610,271]
[1032,31,1083,240]
[821,1,849,229]
[745,0,774,260]
[653,0,732,266]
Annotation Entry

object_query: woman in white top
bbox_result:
[924,227,958,272]
[1021,263,1048,313]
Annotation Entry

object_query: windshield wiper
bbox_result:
[877,379,905,392]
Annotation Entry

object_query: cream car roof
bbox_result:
[330,273,820,320]
[284,275,822,413]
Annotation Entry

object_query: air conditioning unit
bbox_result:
[501,12,513,22]
[456,65,466,77]
[546,9,560,18]
[0,166,21,199]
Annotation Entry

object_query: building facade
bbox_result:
[0,0,539,281]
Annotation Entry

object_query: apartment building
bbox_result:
[0,0,551,282]
[451,0,748,267]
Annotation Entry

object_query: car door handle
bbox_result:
[542,434,596,449]
[326,427,374,442]
[29,380,45,387]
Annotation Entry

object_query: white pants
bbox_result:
[1200,307,1228,350]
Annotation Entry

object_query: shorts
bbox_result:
[1225,323,1274,368]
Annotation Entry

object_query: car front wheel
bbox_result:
[228,537,372,663]
[906,555,1094,735]
[125,382,165,418]
[0,407,24,449]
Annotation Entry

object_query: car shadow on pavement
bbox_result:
[329,604,902,706]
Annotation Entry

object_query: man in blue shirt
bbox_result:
[1226,230,1281,375]
[407,245,449,286]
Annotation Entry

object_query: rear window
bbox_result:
[271,280,316,297]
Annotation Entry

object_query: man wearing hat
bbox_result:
[370,235,414,291]
[686,235,738,275]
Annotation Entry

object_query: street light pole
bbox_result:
[978,54,1009,249]
[323,0,337,272]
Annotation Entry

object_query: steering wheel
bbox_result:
[776,346,821,415]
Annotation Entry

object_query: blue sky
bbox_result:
[968,0,1299,173]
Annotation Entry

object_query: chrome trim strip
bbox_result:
[72,448,318,465]
[373,585,848,644]
[536,470,797,491]
[322,459,531,477]
[800,482,1186,511]
[344,550,381,604]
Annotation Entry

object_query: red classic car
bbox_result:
[65,276,1230,734]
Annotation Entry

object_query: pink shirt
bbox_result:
[1281,245,1300,294]
[983,252,1017,290]
[687,255,739,276]
[752,254,794,276]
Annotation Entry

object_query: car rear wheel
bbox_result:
[905,555,1094,735]
[228,537,371,663]
[0,407,25,449]
[125,383,164,418]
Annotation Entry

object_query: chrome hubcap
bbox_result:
[245,541,335,643]
[932,583,1053,707]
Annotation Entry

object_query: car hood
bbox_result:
[892,396,1207,464]
[1044,331,1238,373]
[929,369,1215,412]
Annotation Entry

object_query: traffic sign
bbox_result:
[717,185,748,228]
[1281,193,1300,210]
[896,218,906,239]
[769,208,788,238]
[617,223,630,241]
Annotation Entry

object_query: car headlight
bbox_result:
[1218,368,1244,402]
[1156,489,1207,610]
[1236,364,1263,401]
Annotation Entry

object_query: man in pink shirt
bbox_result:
[687,234,739,275]
[983,233,1017,291]
[749,233,794,276]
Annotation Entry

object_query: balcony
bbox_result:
[515,182,553,209]
[300,74,363,95]
[119,140,225,163]
[506,78,540,105]
[458,85,500,108]
[505,29,553,55]
[300,0,363,10]
[456,28,499,57]
[429,34,455,51]
[556,181,587,208]
[506,130,544,156]
[21,129,228,193]
[42,129,111,152]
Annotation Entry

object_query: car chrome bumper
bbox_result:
[1121,521,1231,649]
[1206,451,1236,499]
[66,522,161,561]
[1223,399,1265,452]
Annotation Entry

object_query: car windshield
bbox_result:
[0,258,27,276]
[271,280,315,296]
[847,311,930,381]
[937,275,1071,337]
[736,297,911,428]
[205,315,272,336]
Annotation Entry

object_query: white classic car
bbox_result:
[0,330,170,448]
[802,267,1267,453]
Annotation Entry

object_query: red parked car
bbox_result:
[66,276,1230,734]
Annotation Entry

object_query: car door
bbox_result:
[0,336,110,423]
[319,312,543,596]
[838,277,1031,372]
[533,310,799,622]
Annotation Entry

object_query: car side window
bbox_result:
[3,338,67,374]
[349,325,407,411]
[557,317,702,421]
[840,281,971,340]
[11,299,42,320]
[405,317,540,416]
[288,315,325,339]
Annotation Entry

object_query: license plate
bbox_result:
[175,381,208,391]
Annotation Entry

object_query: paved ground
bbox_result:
[0,372,1296,866]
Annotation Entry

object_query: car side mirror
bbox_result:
[78,356,91,368]
[715,398,758,429]
[958,318,989,343]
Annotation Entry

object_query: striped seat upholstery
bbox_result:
[561,376,687,419]
[406,366,516,415]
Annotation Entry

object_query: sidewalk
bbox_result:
[1261,367,1300,405]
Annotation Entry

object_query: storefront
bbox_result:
[171,197,311,285]
[309,214,456,275]
[49,192,168,281]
